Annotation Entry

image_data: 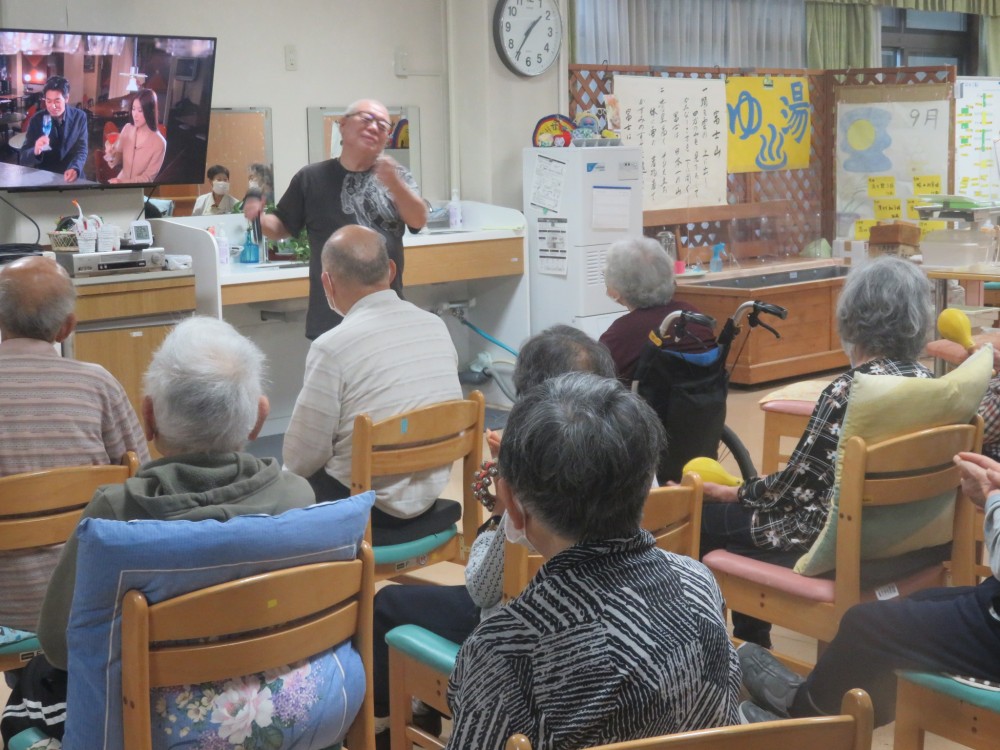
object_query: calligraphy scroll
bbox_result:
[613,75,727,211]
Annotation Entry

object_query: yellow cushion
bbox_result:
[794,346,992,576]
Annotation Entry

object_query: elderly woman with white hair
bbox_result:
[600,235,714,384]
[700,256,934,648]
[14,317,316,743]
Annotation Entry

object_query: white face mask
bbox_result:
[502,504,528,546]
[212,180,230,196]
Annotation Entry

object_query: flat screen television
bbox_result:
[0,28,216,191]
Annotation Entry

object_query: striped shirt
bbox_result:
[446,532,742,750]
[283,289,462,518]
[0,337,149,630]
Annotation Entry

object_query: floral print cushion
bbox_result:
[151,641,362,750]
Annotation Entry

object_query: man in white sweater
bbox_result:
[283,225,461,540]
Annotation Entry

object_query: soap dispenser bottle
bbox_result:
[710,243,727,273]
[448,188,463,229]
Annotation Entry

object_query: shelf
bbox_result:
[643,200,796,227]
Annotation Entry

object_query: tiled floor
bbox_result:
[3,363,966,749]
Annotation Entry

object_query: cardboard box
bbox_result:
[869,221,921,246]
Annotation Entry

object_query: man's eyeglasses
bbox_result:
[347,111,392,135]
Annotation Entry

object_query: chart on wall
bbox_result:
[834,84,951,240]
[726,76,812,173]
[955,77,1000,204]
[612,75,727,210]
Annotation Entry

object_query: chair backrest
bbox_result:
[351,391,485,553]
[121,542,375,750]
[832,418,981,603]
[0,451,139,551]
[505,688,873,750]
[951,493,991,586]
[502,475,703,602]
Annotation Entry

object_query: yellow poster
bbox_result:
[726,76,811,173]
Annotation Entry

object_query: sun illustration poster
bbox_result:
[726,76,811,173]
[835,90,949,239]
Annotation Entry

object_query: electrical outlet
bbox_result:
[284,44,298,72]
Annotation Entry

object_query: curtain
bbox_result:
[983,15,1000,74]
[808,0,1000,12]
[806,2,880,68]
[573,0,806,69]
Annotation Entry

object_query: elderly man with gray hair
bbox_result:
[600,235,714,384]
[0,256,148,634]
[283,224,462,543]
[32,317,315,675]
[244,98,427,339]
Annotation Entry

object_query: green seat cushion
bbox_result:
[373,526,458,565]
[386,624,461,675]
[0,627,39,656]
[984,282,1000,290]
[899,670,1000,713]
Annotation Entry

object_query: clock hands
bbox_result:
[515,16,543,59]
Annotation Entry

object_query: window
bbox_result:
[880,7,979,74]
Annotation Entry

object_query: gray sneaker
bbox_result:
[737,642,805,718]
[738,700,782,724]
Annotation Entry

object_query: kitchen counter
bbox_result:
[216,228,525,305]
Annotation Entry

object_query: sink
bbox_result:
[690,265,850,289]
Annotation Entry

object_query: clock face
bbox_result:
[493,0,563,78]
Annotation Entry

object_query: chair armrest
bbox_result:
[386,624,460,674]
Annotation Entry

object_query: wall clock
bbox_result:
[493,0,563,78]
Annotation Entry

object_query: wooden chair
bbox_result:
[503,475,704,602]
[386,478,704,750]
[0,451,139,672]
[893,498,1000,750]
[350,391,485,583]
[505,689,874,750]
[122,542,375,750]
[704,418,982,660]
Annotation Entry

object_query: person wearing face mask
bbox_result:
[18,76,87,182]
[192,165,237,216]
[243,98,427,340]
[698,256,935,650]
[446,373,741,750]
[368,325,617,749]
[283,224,460,525]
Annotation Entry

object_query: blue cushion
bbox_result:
[64,493,375,750]
[899,670,1000,713]
[0,626,38,655]
[385,625,461,675]
[373,527,457,565]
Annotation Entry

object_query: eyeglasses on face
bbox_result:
[347,111,392,135]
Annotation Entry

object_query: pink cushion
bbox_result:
[703,549,835,602]
[760,399,816,417]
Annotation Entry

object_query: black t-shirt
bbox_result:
[272,158,419,339]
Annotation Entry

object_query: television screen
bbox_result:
[0,29,216,191]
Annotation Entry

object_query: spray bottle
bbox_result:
[710,243,727,273]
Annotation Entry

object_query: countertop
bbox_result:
[72,269,195,286]
[218,228,524,286]
[674,256,843,286]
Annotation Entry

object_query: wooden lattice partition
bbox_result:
[568,64,956,263]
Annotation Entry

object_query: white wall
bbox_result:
[0,0,565,239]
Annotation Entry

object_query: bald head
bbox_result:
[0,256,76,342]
[321,225,391,288]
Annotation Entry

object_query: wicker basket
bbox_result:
[47,231,79,251]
